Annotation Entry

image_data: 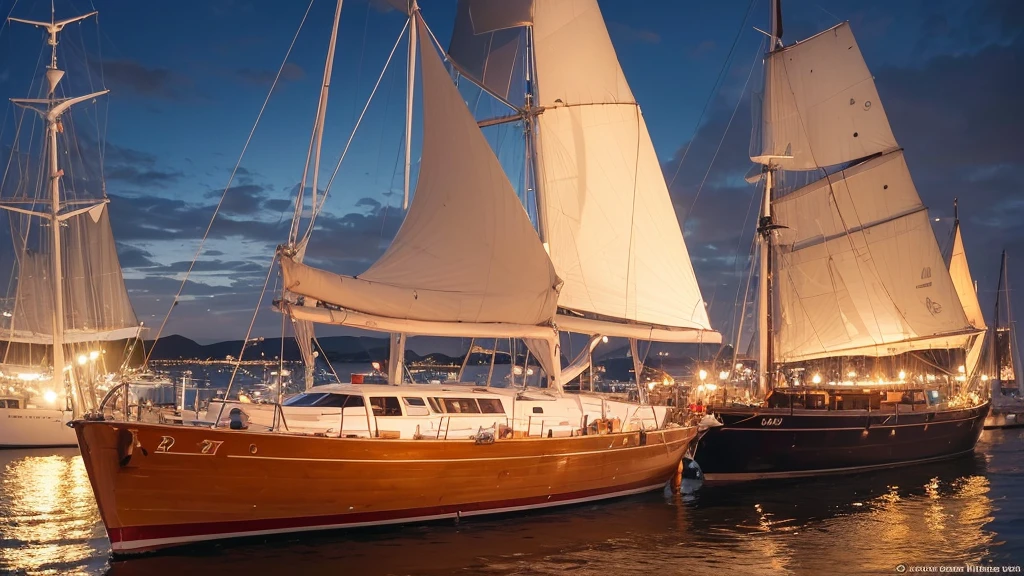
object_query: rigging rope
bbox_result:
[143,0,316,368]
[667,0,757,189]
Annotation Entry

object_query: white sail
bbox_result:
[445,0,717,340]
[757,22,897,170]
[772,151,978,362]
[532,0,712,334]
[948,225,986,330]
[281,18,560,330]
[2,205,139,345]
[948,223,987,377]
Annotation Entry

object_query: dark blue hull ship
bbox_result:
[693,388,990,483]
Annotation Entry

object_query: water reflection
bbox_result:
[1,431,1020,575]
[0,448,107,575]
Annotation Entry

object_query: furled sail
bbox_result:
[448,0,718,342]
[756,22,897,170]
[772,151,978,362]
[281,18,560,334]
[2,205,139,344]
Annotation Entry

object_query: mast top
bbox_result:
[9,11,97,93]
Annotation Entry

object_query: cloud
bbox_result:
[607,22,661,45]
[100,59,193,100]
[116,244,158,269]
[235,62,306,86]
[208,184,268,216]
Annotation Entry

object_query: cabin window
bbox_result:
[427,397,442,413]
[369,396,402,417]
[441,398,480,414]
[477,398,505,414]
[3,399,19,409]
[805,394,826,409]
[282,393,328,407]
[403,397,431,416]
[316,394,363,408]
[532,406,543,414]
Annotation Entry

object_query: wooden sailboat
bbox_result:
[692,0,989,482]
[984,251,1024,429]
[73,0,717,555]
[0,10,140,448]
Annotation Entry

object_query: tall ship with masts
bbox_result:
[692,0,989,482]
[0,10,140,448]
[73,0,719,555]
[983,251,1024,429]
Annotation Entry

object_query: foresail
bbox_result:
[949,225,986,330]
[758,22,897,170]
[280,18,560,328]
[772,151,975,362]
[532,0,712,333]
[1,204,139,344]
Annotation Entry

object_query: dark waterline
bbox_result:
[1,430,1021,575]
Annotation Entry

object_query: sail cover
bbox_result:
[2,204,139,344]
[757,22,897,170]
[772,151,977,362]
[281,18,560,329]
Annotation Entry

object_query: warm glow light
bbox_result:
[812,373,822,384]
[698,369,708,381]
[719,371,729,380]
[16,372,42,381]
[647,382,656,391]
[898,370,906,380]
[847,370,857,378]
[77,354,88,366]
[601,336,609,344]
[89,350,100,361]
[958,365,966,374]
[43,390,57,404]
[705,383,718,392]
[735,363,743,370]
[981,374,989,381]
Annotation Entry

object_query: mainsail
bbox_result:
[758,21,981,364]
[448,0,719,343]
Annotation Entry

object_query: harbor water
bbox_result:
[0,426,1021,575]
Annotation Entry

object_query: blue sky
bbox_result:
[0,0,1020,344]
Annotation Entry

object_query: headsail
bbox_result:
[281,17,560,333]
[448,0,718,343]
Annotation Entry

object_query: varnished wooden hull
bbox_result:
[73,420,694,555]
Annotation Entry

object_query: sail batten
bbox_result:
[282,17,560,329]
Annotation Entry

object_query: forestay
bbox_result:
[772,151,977,362]
[756,22,897,170]
[281,18,560,331]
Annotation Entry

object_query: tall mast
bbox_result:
[390,1,418,385]
[994,250,1006,392]
[403,1,418,210]
[7,11,105,416]
[524,24,548,249]
[756,0,784,395]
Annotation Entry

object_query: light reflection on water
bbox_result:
[0,430,1020,575]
